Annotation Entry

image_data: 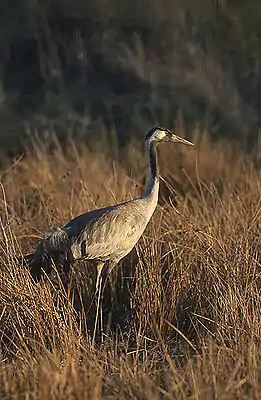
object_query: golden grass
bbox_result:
[0,132,260,399]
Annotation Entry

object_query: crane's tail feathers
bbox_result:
[15,252,43,280]
[19,227,71,280]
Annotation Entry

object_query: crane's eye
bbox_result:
[165,129,172,137]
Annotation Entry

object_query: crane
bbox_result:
[27,127,194,341]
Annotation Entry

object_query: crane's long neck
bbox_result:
[143,140,160,200]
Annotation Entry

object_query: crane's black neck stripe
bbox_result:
[148,141,159,178]
[144,140,159,198]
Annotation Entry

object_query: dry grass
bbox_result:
[0,132,261,399]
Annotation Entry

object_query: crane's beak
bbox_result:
[170,133,194,147]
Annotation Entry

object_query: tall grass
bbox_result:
[0,131,260,399]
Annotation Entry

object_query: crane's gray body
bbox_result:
[66,184,158,263]
[29,179,159,276]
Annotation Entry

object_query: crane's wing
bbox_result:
[28,198,150,279]
[64,200,148,262]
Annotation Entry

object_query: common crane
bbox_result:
[27,127,194,341]
[28,127,194,288]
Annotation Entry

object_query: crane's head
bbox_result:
[145,126,194,147]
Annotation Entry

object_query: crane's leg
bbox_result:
[92,262,104,346]
[95,262,104,294]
